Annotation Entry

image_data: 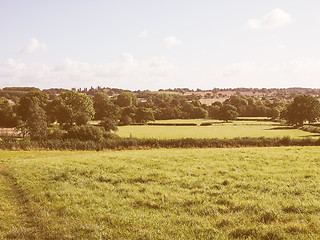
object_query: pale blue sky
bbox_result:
[1,0,320,90]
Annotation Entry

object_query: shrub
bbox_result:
[103,131,120,139]
[100,117,118,132]
[64,125,104,141]
[200,122,212,126]
[1,136,320,150]
[48,128,66,140]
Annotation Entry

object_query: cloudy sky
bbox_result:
[1,0,320,90]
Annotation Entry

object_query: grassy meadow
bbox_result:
[1,147,320,239]
[117,119,319,139]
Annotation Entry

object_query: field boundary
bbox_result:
[1,136,320,150]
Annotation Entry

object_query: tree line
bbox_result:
[0,89,320,140]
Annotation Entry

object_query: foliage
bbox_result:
[16,92,48,140]
[114,92,138,107]
[93,92,120,120]
[49,91,95,128]
[48,128,65,140]
[208,104,221,119]
[17,90,48,121]
[299,125,320,134]
[100,117,118,132]
[1,136,320,150]
[119,114,132,126]
[224,95,248,115]
[134,107,155,124]
[119,106,136,125]
[283,94,320,126]
[25,99,48,140]
[218,104,238,122]
[0,97,16,127]
[64,125,104,141]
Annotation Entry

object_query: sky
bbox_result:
[1,0,320,90]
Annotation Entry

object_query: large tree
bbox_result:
[218,104,238,122]
[114,92,138,107]
[0,97,16,127]
[283,94,320,126]
[49,91,95,128]
[15,91,49,139]
[17,91,48,121]
[134,107,155,124]
[16,92,49,140]
[93,92,120,120]
[224,95,248,116]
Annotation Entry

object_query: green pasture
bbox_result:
[151,118,271,124]
[0,147,320,239]
[118,120,318,139]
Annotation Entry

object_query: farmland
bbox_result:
[117,119,319,139]
[1,147,320,239]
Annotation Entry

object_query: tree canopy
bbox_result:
[49,91,95,128]
[283,94,320,125]
[93,92,120,120]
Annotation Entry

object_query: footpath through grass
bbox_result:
[0,147,320,239]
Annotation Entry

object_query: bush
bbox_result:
[200,122,213,126]
[100,117,118,132]
[1,136,320,150]
[300,125,320,134]
[103,131,120,139]
[48,128,66,140]
[64,125,105,141]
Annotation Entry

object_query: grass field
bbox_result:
[117,120,319,139]
[1,147,320,239]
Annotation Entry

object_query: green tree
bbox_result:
[190,107,208,119]
[283,94,320,126]
[119,106,136,125]
[224,95,248,116]
[218,104,238,122]
[100,117,118,132]
[16,91,49,140]
[0,97,16,127]
[17,91,48,121]
[114,92,138,107]
[49,91,95,128]
[16,98,48,140]
[134,107,155,124]
[93,92,120,120]
[208,104,221,119]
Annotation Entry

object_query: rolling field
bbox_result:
[1,147,320,239]
[117,120,319,139]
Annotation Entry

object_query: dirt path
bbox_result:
[0,164,47,239]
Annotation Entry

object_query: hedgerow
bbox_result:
[300,125,320,134]
[1,136,320,150]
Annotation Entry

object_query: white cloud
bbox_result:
[247,9,294,29]
[164,36,181,48]
[277,44,287,49]
[2,56,320,90]
[0,54,179,90]
[20,38,47,55]
[138,30,148,38]
[121,52,134,62]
